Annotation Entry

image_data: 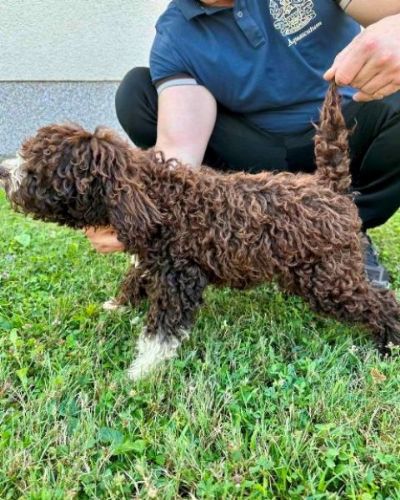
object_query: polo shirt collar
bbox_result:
[175,0,232,20]
[175,0,265,48]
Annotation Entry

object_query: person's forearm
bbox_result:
[344,0,400,26]
[155,85,217,169]
[154,139,204,169]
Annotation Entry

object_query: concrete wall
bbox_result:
[0,0,167,154]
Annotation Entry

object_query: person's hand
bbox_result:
[84,226,125,253]
[324,14,400,102]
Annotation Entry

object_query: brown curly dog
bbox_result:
[1,83,400,380]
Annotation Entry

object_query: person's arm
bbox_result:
[85,84,217,253]
[155,84,217,168]
[325,1,400,101]
[341,0,400,27]
[84,226,126,253]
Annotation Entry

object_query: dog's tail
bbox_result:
[314,82,352,194]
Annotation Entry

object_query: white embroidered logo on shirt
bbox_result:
[269,0,317,36]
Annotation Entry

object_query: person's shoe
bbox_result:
[362,233,391,289]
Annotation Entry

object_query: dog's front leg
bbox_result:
[103,260,150,311]
[127,262,208,381]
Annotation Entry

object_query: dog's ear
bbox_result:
[14,124,110,228]
[21,124,96,198]
[107,181,163,249]
[55,133,110,226]
[55,136,97,196]
[89,130,163,248]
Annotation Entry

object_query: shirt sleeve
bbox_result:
[150,29,193,85]
[333,0,354,11]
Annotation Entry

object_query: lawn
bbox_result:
[1,189,400,499]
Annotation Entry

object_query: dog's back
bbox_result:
[314,82,352,194]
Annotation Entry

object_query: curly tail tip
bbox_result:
[314,81,352,194]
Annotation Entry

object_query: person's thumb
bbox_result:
[323,66,336,81]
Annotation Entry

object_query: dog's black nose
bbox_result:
[0,165,10,179]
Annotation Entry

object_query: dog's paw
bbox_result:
[127,330,181,381]
[127,359,154,381]
[102,298,127,313]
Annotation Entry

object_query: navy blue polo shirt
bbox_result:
[149,0,361,134]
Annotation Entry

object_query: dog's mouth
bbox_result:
[0,165,9,184]
[0,166,10,192]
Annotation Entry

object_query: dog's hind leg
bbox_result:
[298,262,400,352]
[127,262,208,380]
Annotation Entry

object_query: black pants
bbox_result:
[115,67,400,230]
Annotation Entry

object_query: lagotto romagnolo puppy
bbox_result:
[1,83,400,380]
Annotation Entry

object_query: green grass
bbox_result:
[1,188,400,499]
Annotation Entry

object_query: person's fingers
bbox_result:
[324,33,369,85]
[354,80,400,102]
[97,245,125,254]
[351,63,382,91]
[352,51,400,91]
[91,239,125,253]
[333,37,374,87]
[326,14,400,100]
[376,82,400,97]
[83,226,124,253]
[83,226,116,237]
[361,74,399,97]
[323,67,335,81]
[353,91,380,102]
[323,42,355,81]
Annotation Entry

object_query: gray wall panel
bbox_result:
[1,0,166,81]
[0,82,130,154]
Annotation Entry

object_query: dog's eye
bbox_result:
[43,148,52,156]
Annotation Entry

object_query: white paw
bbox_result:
[102,299,127,312]
[127,330,181,381]
[127,357,158,381]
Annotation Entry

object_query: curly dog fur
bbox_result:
[2,83,400,379]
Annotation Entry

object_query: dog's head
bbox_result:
[0,123,133,229]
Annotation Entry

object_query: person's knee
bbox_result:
[115,67,157,147]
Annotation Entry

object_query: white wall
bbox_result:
[0,0,167,81]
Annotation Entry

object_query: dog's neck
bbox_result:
[104,150,166,254]
[104,149,204,254]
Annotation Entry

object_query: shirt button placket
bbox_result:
[234,0,266,48]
